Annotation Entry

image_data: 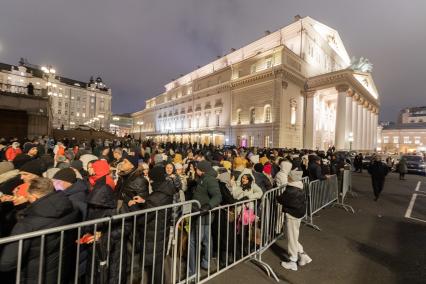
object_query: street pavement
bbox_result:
[207,172,426,284]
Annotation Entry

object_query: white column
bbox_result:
[351,99,358,150]
[373,112,378,150]
[367,108,373,150]
[335,85,349,150]
[362,106,368,150]
[345,94,353,149]
[304,92,315,149]
[357,103,363,150]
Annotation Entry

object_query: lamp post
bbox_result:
[137,121,144,142]
[348,132,354,151]
[41,65,56,131]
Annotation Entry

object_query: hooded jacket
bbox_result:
[0,191,80,283]
[275,160,293,187]
[63,179,89,220]
[116,168,149,213]
[89,160,115,191]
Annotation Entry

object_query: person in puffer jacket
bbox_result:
[275,160,293,187]
[276,169,312,271]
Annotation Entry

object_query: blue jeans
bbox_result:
[188,224,212,276]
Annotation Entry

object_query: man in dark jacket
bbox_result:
[115,154,149,213]
[308,156,328,181]
[189,160,222,276]
[0,177,80,283]
[52,168,88,220]
[252,163,273,192]
[368,156,389,201]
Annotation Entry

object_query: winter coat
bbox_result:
[308,162,326,181]
[252,171,273,192]
[115,169,149,213]
[276,185,306,219]
[63,179,89,220]
[397,159,408,174]
[231,182,263,213]
[192,171,222,210]
[0,201,28,238]
[368,161,389,180]
[275,161,292,187]
[132,179,175,266]
[85,177,125,284]
[0,191,80,284]
[5,147,22,162]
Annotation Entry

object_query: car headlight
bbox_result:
[419,164,425,168]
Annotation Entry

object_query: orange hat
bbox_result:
[259,156,269,165]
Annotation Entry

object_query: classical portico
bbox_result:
[304,69,380,151]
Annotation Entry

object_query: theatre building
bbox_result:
[132,16,380,150]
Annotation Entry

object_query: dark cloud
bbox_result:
[1,0,425,121]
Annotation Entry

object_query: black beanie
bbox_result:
[123,153,139,169]
[19,159,47,176]
[23,143,37,154]
[254,163,264,173]
[13,153,33,169]
[70,160,83,171]
[53,168,77,183]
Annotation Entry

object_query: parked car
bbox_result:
[362,155,373,169]
[401,155,426,176]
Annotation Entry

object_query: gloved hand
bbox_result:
[199,204,211,216]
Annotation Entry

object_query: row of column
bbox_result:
[335,85,378,151]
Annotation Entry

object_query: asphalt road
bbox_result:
[207,172,426,284]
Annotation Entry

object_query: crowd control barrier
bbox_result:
[0,173,356,283]
[0,200,200,284]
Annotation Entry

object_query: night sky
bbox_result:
[1,0,425,121]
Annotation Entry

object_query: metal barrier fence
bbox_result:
[0,200,200,284]
[0,173,355,283]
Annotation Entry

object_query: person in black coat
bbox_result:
[52,168,88,220]
[308,156,328,181]
[129,166,175,284]
[0,178,80,284]
[115,155,149,213]
[368,156,389,201]
[252,163,273,192]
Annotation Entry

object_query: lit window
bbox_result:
[250,108,256,124]
[205,114,209,127]
[403,136,410,144]
[383,136,389,143]
[266,58,272,69]
[290,105,297,125]
[264,105,271,123]
[415,137,421,144]
[216,113,220,127]
[264,136,270,147]
[249,136,254,147]
[250,64,256,74]
[237,109,242,125]
[393,136,399,144]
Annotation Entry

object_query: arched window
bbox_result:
[237,109,242,125]
[264,105,271,123]
[250,108,256,124]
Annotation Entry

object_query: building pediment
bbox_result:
[306,69,380,107]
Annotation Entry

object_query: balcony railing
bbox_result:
[0,82,45,97]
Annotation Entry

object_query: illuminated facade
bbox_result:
[0,60,112,130]
[132,16,380,150]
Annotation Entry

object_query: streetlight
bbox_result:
[137,121,144,142]
[348,132,354,151]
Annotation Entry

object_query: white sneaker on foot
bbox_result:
[281,261,298,271]
[298,252,312,266]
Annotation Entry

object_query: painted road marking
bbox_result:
[405,181,425,222]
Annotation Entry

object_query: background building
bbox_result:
[378,107,426,153]
[399,106,426,124]
[132,16,380,150]
[110,113,133,137]
[0,59,112,131]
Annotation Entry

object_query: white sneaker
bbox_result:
[281,261,298,271]
[298,252,312,266]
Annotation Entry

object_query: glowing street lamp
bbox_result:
[348,132,354,151]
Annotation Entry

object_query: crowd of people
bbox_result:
[0,136,363,282]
